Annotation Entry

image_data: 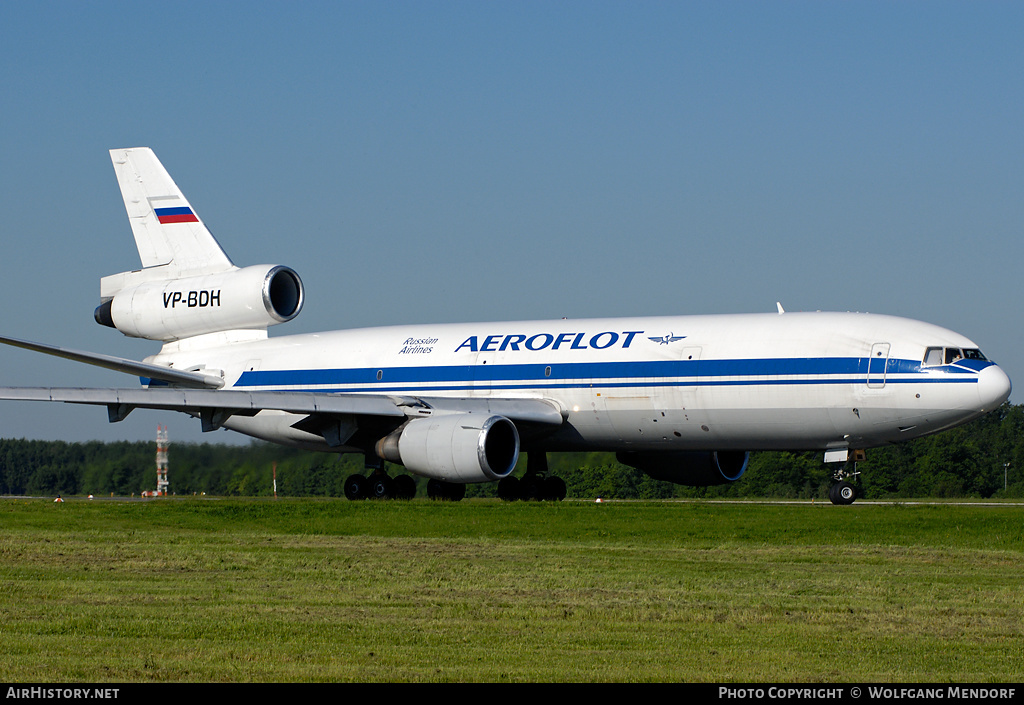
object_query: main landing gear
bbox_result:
[426,479,466,501]
[343,453,567,502]
[344,470,417,501]
[343,453,467,500]
[497,452,567,502]
[341,472,477,501]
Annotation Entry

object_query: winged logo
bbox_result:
[648,333,686,345]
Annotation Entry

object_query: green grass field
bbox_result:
[0,497,1021,682]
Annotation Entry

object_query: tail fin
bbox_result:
[109,148,234,276]
[98,149,303,343]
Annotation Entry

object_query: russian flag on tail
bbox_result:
[155,206,199,224]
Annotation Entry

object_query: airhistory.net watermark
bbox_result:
[6,689,119,700]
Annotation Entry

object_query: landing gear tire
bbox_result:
[368,474,394,500]
[829,481,857,505]
[497,475,565,501]
[427,479,466,502]
[393,474,417,500]
[344,474,368,501]
[519,476,543,501]
[497,476,520,501]
[510,451,565,501]
[542,476,567,502]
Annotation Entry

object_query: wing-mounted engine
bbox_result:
[375,413,520,483]
[94,264,303,341]
[617,450,749,486]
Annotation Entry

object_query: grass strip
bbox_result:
[0,498,1021,682]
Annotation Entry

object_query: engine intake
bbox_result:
[375,414,520,483]
[617,450,750,486]
[95,264,303,341]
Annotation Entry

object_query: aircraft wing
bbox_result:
[0,386,565,433]
[0,333,564,448]
[0,335,224,389]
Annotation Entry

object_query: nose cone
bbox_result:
[977,364,1012,411]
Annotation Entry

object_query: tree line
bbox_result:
[2,403,1023,500]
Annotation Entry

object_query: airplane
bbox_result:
[0,148,1012,504]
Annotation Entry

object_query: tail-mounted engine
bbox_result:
[375,413,520,484]
[617,450,750,486]
[94,264,303,341]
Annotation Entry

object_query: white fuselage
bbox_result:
[147,311,1012,455]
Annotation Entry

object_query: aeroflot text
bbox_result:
[455,331,644,353]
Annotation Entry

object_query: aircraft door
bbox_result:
[867,343,890,389]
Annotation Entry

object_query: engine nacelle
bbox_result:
[375,414,520,483]
[95,264,303,341]
[617,450,750,486]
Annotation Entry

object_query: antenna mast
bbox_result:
[156,425,169,496]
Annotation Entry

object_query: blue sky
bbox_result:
[1,1,1022,445]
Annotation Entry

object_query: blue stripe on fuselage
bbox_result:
[232,357,988,390]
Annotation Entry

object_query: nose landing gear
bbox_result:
[826,452,862,505]
[828,480,857,505]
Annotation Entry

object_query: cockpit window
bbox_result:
[923,347,988,366]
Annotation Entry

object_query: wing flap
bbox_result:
[411,396,565,426]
